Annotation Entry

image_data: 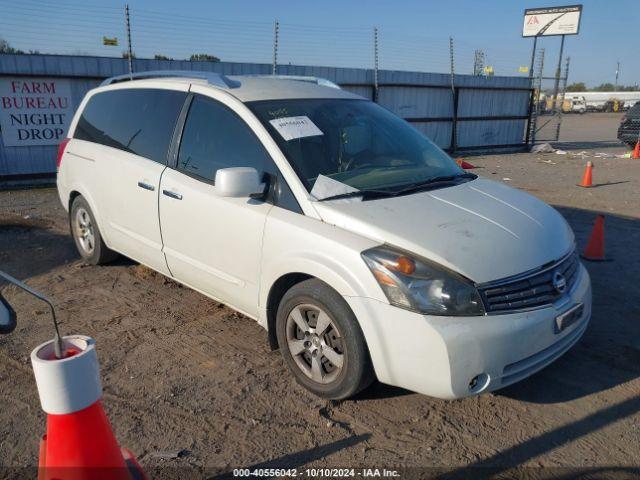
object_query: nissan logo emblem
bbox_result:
[552,271,567,294]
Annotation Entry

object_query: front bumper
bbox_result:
[345,263,592,399]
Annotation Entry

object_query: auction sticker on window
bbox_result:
[269,116,323,141]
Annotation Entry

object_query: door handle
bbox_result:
[137,181,155,191]
[162,189,183,200]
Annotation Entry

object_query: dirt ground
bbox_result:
[1,143,639,479]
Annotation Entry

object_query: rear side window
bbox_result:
[74,88,186,164]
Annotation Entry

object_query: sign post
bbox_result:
[522,5,582,145]
[528,36,538,79]
[552,35,566,107]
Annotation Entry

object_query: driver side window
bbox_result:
[178,95,270,181]
[177,95,301,213]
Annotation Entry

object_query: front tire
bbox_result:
[276,279,374,399]
[70,196,118,265]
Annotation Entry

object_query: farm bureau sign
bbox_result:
[0,77,73,147]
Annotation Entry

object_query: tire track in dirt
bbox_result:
[1,180,639,470]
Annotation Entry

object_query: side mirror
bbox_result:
[0,292,17,335]
[214,167,266,198]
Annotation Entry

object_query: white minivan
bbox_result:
[57,71,592,400]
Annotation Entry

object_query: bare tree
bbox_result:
[0,37,25,54]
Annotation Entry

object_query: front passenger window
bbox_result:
[178,96,271,182]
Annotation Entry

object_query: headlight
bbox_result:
[361,246,485,316]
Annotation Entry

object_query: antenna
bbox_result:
[0,270,64,359]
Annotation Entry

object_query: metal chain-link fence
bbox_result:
[5,0,634,156]
[526,37,637,150]
[0,0,537,79]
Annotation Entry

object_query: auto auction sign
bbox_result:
[523,5,582,37]
[0,77,73,147]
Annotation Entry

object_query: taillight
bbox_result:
[56,138,70,169]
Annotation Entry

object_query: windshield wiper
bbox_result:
[393,172,477,195]
[317,188,393,202]
[317,173,476,202]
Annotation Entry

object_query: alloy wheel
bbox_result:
[285,303,345,384]
[74,207,95,255]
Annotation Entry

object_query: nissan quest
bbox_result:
[56,71,592,400]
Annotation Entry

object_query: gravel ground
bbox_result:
[0,144,639,480]
[537,112,625,149]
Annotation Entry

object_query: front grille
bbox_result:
[479,250,580,313]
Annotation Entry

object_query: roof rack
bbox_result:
[248,75,341,89]
[100,71,341,90]
[100,70,238,88]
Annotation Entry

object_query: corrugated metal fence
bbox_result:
[0,54,532,179]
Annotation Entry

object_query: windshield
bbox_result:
[247,98,465,193]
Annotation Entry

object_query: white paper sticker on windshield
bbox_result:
[310,174,361,202]
[269,116,323,141]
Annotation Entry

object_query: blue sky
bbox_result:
[1,0,637,87]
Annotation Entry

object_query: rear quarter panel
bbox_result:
[56,139,115,246]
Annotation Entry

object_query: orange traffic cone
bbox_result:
[31,336,147,480]
[578,161,594,187]
[38,436,47,480]
[580,214,610,261]
[455,158,476,169]
[632,140,640,159]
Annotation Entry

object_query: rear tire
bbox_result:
[69,196,118,265]
[276,279,374,399]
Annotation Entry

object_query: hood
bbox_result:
[312,178,574,284]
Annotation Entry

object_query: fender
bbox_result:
[262,251,371,299]
[257,208,388,330]
[257,249,388,335]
